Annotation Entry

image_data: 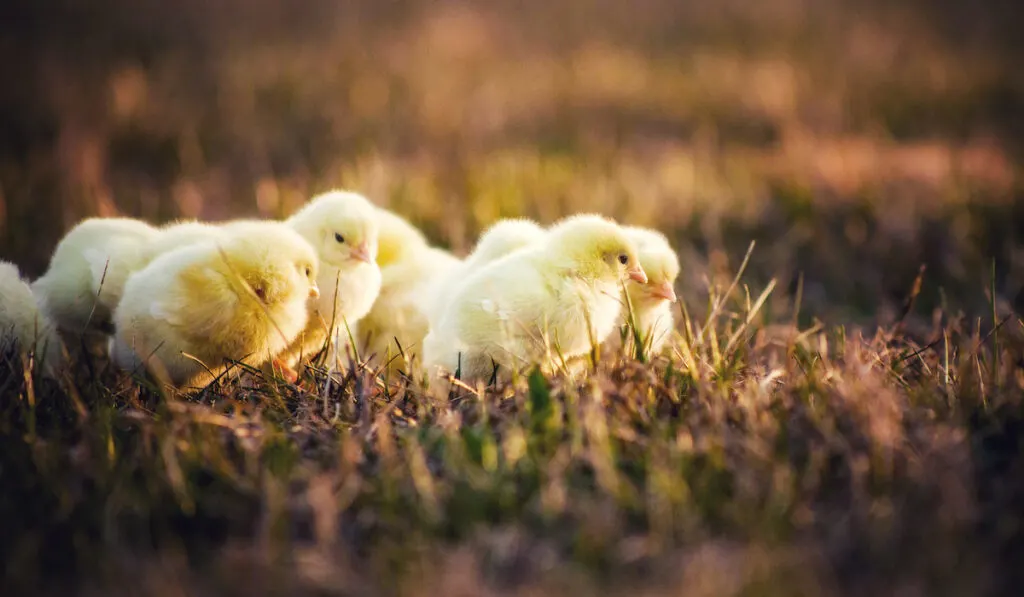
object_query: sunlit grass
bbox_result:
[2,257,1021,595]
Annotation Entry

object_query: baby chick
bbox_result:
[0,260,64,375]
[275,191,382,369]
[423,218,546,326]
[33,218,158,341]
[422,214,647,382]
[110,223,319,388]
[620,227,680,355]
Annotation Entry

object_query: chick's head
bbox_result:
[287,191,380,268]
[545,214,647,285]
[624,227,679,305]
[212,228,320,308]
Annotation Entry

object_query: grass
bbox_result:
[2,269,1023,596]
[2,0,1024,594]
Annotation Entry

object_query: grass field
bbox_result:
[2,1,1024,595]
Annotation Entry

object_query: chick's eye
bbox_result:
[334,232,345,243]
[618,254,629,265]
[304,267,311,277]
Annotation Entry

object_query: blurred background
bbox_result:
[1,0,1022,325]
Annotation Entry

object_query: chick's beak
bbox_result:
[627,265,648,284]
[309,282,320,298]
[649,280,677,302]
[350,242,373,264]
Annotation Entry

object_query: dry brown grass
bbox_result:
[3,279,1023,596]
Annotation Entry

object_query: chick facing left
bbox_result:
[0,260,65,377]
[110,223,320,388]
[278,190,383,367]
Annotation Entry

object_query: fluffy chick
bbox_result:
[620,227,680,355]
[275,191,382,368]
[358,244,460,368]
[424,218,546,326]
[0,260,64,375]
[33,217,158,339]
[422,214,647,382]
[110,223,319,388]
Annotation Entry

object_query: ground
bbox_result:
[1,1,1023,595]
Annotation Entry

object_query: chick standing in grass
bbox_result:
[357,207,460,368]
[33,218,158,346]
[423,218,546,326]
[275,191,382,371]
[110,223,320,388]
[422,214,647,382]
[0,261,64,375]
[620,227,680,356]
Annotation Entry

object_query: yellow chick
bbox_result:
[423,218,546,326]
[422,214,647,382]
[0,260,64,375]
[275,191,382,369]
[620,227,680,355]
[32,217,158,340]
[110,223,320,388]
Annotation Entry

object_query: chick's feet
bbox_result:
[272,359,300,384]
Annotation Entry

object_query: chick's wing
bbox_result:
[171,265,241,342]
